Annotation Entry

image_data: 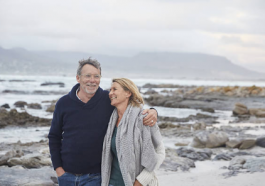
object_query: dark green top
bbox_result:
[109,126,125,186]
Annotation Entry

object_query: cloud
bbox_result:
[0,0,265,72]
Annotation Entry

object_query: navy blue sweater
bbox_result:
[48,84,114,174]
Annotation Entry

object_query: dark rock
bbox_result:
[46,104,55,113]
[200,108,215,113]
[41,82,65,87]
[159,123,178,129]
[14,101,28,108]
[256,137,265,148]
[1,104,10,109]
[158,113,217,124]
[159,116,190,123]
[0,108,51,127]
[161,148,195,171]
[214,154,233,161]
[144,94,186,108]
[176,147,212,161]
[144,89,158,95]
[222,170,239,178]
[42,100,56,103]
[27,103,42,109]
[164,100,190,108]
[3,90,28,94]
[213,152,253,161]
[175,142,189,146]
[195,113,215,119]
[0,108,9,128]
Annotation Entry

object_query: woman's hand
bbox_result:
[133,179,143,186]
[142,109,158,126]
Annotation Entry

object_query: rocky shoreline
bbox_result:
[0,83,265,185]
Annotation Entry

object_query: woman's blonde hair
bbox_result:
[112,78,144,107]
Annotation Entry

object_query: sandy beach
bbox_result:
[158,160,263,186]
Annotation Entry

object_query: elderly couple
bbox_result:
[48,58,165,186]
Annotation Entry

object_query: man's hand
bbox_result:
[142,109,157,126]
[133,179,143,186]
[56,167,65,177]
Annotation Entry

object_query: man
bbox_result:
[48,58,158,186]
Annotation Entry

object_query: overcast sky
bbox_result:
[0,0,265,73]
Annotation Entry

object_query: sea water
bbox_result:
[0,75,263,144]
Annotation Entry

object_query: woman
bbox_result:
[101,78,165,186]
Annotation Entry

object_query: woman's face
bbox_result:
[109,82,131,107]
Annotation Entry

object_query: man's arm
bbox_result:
[48,101,64,176]
[142,108,158,126]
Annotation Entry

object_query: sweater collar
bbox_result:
[69,83,104,106]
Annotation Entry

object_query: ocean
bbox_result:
[0,74,264,145]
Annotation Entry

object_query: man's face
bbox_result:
[76,64,101,96]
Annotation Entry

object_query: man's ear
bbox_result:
[76,75,80,83]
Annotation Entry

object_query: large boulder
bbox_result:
[191,131,229,148]
[243,157,265,172]
[229,156,248,170]
[14,101,28,108]
[249,108,260,116]
[245,108,265,117]
[226,139,243,148]
[27,103,42,109]
[255,110,265,117]
[256,137,265,148]
[233,103,249,116]
[229,156,265,172]
[239,139,256,149]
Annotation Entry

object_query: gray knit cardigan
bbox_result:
[101,104,165,186]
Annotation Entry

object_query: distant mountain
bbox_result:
[0,46,264,80]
